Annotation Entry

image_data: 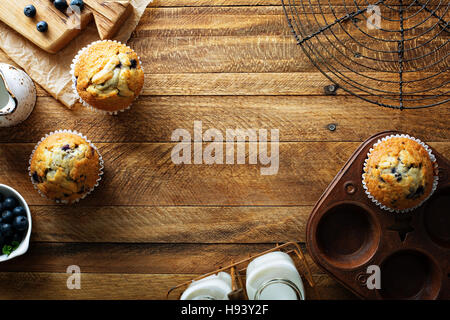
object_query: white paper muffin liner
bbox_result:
[362,134,439,213]
[28,130,104,204]
[70,40,144,115]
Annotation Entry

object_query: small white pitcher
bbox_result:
[0,63,36,128]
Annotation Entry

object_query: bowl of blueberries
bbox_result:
[0,184,31,262]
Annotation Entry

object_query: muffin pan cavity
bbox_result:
[379,250,441,300]
[316,203,380,269]
[306,131,450,300]
[424,188,450,248]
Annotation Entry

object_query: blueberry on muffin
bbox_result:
[363,137,436,211]
[73,41,144,113]
[29,132,102,203]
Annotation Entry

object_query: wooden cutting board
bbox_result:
[0,0,132,54]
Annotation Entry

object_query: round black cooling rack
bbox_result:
[281,0,449,109]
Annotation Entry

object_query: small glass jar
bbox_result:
[246,251,305,300]
[180,272,232,300]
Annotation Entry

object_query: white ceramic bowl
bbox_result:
[0,184,32,262]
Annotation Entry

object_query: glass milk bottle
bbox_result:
[246,251,305,300]
[180,272,232,300]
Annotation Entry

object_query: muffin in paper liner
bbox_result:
[362,134,439,213]
[70,40,144,115]
[28,130,104,204]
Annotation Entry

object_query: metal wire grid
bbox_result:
[281,0,449,109]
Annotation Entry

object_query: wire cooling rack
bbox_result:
[281,0,449,109]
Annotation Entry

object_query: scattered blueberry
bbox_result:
[0,223,13,237]
[24,5,37,18]
[13,206,26,217]
[36,21,48,32]
[61,144,71,151]
[130,59,137,69]
[13,216,28,232]
[70,0,84,11]
[3,197,17,210]
[1,210,13,223]
[53,0,68,12]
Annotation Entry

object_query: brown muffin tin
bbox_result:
[306,131,450,300]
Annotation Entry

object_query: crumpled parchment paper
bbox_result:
[0,0,152,108]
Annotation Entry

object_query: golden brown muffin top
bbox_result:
[74,41,144,112]
[363,137,436,211]
[30,132,101,204]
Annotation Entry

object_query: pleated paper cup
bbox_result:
[362,134,439,213]
[70,40,144,115]
[28,130,104,204]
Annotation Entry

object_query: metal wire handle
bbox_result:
[281,0,449,109]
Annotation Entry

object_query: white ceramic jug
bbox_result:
[0,63,36,127]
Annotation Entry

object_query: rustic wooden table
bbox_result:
[0,0,448,299]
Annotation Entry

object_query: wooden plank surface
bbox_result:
[0,0,448,300]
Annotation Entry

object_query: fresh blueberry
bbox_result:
[70,0,84,11]
[13,216,28,232]
[1,210,13,223]
[53,0,68,12]
[13,206,26,217]
[0,223,13,237]
[24,5,37,17]
[12,232,23,243]
[3,197,17,210]
[36,21,48,32]
[32,172,40,183]
[0,194,3,203]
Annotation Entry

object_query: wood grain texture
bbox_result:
[20,206,309,243]
[0,272,355,300]
[132,6,448,75]
[0,0,448,300]
[0,243,320,274]
[1,142,449,206]
[148,0,445,7]
[1,96,449,143]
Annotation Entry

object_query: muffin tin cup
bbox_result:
[70,40,144,116]
[306,131,450,300]
[28,129,104,204]
[362,134,439,213]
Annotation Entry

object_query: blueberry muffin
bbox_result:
[73,41,144,113]
[363,136,436,211]
[29,132,102,203]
